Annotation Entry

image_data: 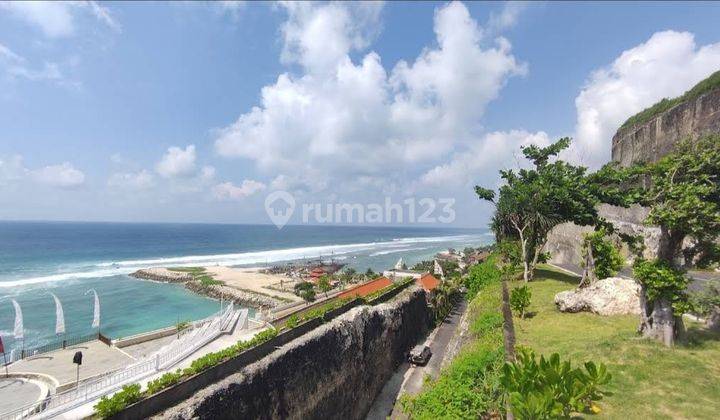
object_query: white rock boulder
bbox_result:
[554,277,641,316]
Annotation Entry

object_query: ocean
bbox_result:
[0,221,489,352]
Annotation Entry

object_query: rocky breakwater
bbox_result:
[185,282,280,310]
[156,286,432,420]
[130,268,193,283]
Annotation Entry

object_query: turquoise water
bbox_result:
[0,222,489,352]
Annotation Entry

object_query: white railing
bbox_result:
[0,306,245,420]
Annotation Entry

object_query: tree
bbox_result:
[510,285,532,319]
[317,275,332,298]
[579,229,625,287]
[624,135,720,346]
[294,281,316,304]
[477,138,616,282]
[365,268,377,280]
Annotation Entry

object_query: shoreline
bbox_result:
[130,265,304,311]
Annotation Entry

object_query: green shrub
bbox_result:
[501,348,612,419]
[633,259,691,314]
[464,254,501,299]
[94,384,143,418]
[146,370,184,395]
[510,285,532,318]
[198,274,224,286]
[689,284,720,317]
[94,327,280,418]
[581,229,624,279]
[285,314,299,329]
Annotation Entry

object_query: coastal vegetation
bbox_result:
[294,281,317,303]
[475,138,625,282]
[509,285,531,319]
[400,257,506,418]
[500,348,612,418]
[620,70,720,130]
[94,328,280,418]
[602,135,720,345]
[516,266,720,418]
[168,266,224,286]
[579,228,625,286]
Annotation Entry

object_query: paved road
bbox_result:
[366,299,468,420]
[552,262,719,292]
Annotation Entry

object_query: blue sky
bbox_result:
[1,1,719,227]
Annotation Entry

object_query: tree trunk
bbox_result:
[638,227,685,347]
[527,240,546,282]
[649,296,675,347]
[579,246,597,288]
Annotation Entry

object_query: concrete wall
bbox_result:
[155,287,431,420]
[612,86,720,167]
[545,204,660,268]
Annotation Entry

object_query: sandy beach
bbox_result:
[202,266,302,303]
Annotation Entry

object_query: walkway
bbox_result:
[7,341,134,388]
[366,299,468,420]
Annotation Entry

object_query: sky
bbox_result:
[1,1,719,227]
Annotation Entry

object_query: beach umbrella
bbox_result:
[50,293,65,336]
[85,289,100,329]
[11,299,23,340]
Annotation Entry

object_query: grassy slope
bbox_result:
[515,266,720,419]
[400,280,505,418]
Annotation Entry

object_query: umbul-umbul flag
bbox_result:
[51,293,65,335]
[86,289,100,329]
[12,299,23,340]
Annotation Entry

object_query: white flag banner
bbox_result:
[86,289,100,329]
[12,299,23,340]
[50,293,65,335]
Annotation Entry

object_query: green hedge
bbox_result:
[401,258,505,418]
[94,328,278,418]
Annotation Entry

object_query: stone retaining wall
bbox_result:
[154,287,431,420]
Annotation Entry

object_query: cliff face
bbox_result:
[612,86,720,167]
[546,204,660,267]
[157,287,431,420]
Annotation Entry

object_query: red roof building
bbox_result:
[338,277,392,299]
[416,273,441,292]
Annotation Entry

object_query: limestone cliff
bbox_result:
[612,81,720,167]
[156,287,431,420]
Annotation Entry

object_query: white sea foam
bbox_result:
[0,234,482,288]
[369,247,429,257]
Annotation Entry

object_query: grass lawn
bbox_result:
[513,265,720,419]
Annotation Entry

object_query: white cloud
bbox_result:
[155,145,197,179]
[215,1,526,196]
[574,30,720,167]
[32,162,85,188]
[0,1,120,38]
[108,170,155,190]
[212,180,266,201]
[420,130,550,188]
[487,1,528,33]
[0,42,64,83]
